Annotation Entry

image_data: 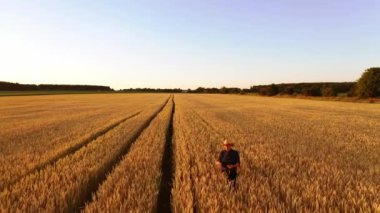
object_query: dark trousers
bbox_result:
[223,167,237,188]
[222,166,237,187]
[225,168,237,180]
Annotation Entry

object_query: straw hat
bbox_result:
[223,139,233,146]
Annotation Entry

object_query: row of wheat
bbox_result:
[84,97,174,212]
[0,94,167,190]
[0,96,169,212]
[172,95,285,212]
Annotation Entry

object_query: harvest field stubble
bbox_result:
[0,93,379,212]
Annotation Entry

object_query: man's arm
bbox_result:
[215,151,223,168]
[217,151,223,163]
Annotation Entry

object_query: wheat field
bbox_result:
[173,94,380,212]
[0,94,379,212]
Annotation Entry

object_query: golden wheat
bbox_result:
[0,94,165,190]
[1,93,379,212]
[84,97,173,212]
[0,95,169,212]
[172,94,380,212]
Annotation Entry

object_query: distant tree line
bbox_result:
[189,67,380,98]
[188,83,355,97]
[250,68,380,98]
[2,68,378,97]
[188,87,249,94]
[120,88,183,93]
[0,81,113,91]
[250,82,355,97]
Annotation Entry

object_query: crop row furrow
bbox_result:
[84,96,174,212]
[0,94,166,191]
[5,111,141,190]
[0,96,170,212]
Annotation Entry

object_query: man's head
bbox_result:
[223,139,233,151]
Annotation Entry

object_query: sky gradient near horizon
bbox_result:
[1,0,379,89]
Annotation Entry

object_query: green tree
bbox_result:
[356,67,380,98]
[302,86,321,96]
[220,86,228,94]
[268,84,279,96]
[321,85,337,97]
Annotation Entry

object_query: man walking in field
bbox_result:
[215,139,240,188]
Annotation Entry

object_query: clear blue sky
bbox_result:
[1,0,379,89]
